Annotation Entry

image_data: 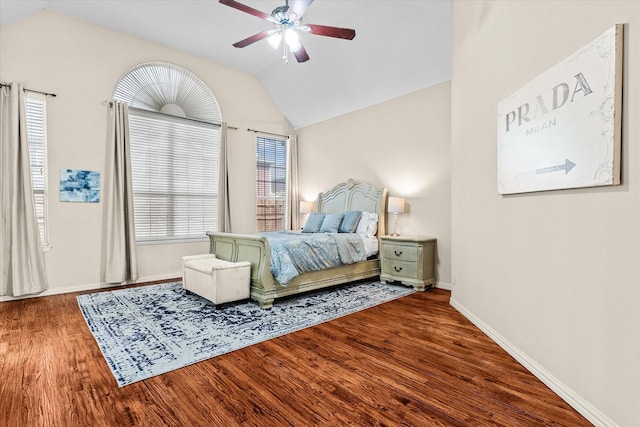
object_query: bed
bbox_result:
[206,179,388,308]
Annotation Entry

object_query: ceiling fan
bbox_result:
[219,0,356,63]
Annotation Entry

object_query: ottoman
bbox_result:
[182,254,251,305]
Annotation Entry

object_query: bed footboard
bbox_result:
[206,232,278,307]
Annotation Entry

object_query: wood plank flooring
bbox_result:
[0,284,591,426]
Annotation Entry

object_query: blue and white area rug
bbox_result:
[77,280,413,387]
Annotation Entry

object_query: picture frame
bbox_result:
[497,24,623,195]
[60,169,100,203]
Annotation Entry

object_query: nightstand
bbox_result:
[379,235,436,291]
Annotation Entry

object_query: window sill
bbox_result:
[136,237,209,246]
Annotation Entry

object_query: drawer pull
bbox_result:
[394,250,403,257]
[394,266,403,272]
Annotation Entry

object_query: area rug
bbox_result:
[77,280,413,387]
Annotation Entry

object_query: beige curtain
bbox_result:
[285,135,300,231]
[0,83,48,296]
[217,122,232,232]
[101,100,138,283]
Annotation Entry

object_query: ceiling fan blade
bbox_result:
[289,0,313,19]
[219,0,271,21]
[305,24,356,40]
[233,30,277,48]
[293,44,310,63]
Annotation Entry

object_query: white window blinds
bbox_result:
[256,136,287,232]
[26,96,49,247]
[128,110,220,242]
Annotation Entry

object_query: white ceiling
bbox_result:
[0,0,452,129]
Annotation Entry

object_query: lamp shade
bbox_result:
[387,197,405,214]
[299,200,314,214]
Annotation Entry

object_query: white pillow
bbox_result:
[356,212,379,236]
[355,211,369,235]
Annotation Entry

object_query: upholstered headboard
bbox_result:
[316,179,388,236]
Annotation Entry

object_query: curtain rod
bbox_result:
[0,82,57,97]
[104,101,237,130]
[247,128,289,138]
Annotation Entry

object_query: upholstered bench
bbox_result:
[181,254,251,305]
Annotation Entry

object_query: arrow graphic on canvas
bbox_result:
[535,158,576,175]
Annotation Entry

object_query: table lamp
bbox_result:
[387,196,405,236]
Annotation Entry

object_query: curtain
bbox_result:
[217,122,232,232]
[285,134,300,231]
[0,83,48,296]
[101,100,138,283]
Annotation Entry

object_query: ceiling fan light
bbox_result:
[267,32,282,50]
[288,41,301,52]
[284,28,299,45]
[284,28,301,52]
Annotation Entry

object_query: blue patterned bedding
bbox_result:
[261,231,367,285]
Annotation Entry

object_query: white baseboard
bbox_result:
[449,296,618,427]
[436,281,452,290]
[0,273,181,302]
[133,273,182,285]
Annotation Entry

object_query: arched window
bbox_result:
[113,62,221,243]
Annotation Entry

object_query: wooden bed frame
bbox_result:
[206,179,388,308]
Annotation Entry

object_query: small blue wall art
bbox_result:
[60,169,100,203]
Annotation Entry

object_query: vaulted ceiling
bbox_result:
[0,0,452,129]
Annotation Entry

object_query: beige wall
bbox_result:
[451,1,639,425]
[297,82,452,287]
[0,10,291,295]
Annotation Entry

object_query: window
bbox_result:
[25,95,49,247]
[128,111,219,242]
[113,62,221,243]
[256,135,287,232]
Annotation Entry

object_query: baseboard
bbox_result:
[449,296,619,427]
[435,281,451,290]
[0,273,181,302]
[133,273,182,285]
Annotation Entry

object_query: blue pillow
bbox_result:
[339,211,362,233]
[302,212,325,233]
[320,212,344,233]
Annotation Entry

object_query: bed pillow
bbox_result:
[356,211,379,236]
[367,212,379,235]
[319,212,344,233]
[302,212,326,233]
[339,211,362,233]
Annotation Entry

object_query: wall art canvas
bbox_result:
[497,24,623,194]
[60,169,100,202]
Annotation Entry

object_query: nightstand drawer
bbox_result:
[381,259,418,279]
[381,244,418,262]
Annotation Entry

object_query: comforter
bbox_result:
[261,231,368,285]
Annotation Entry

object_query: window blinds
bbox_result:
[26,97,48,246]
[256,136,287,232]
[128,109,220,242]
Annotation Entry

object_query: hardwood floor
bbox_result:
[0,284,591,426]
